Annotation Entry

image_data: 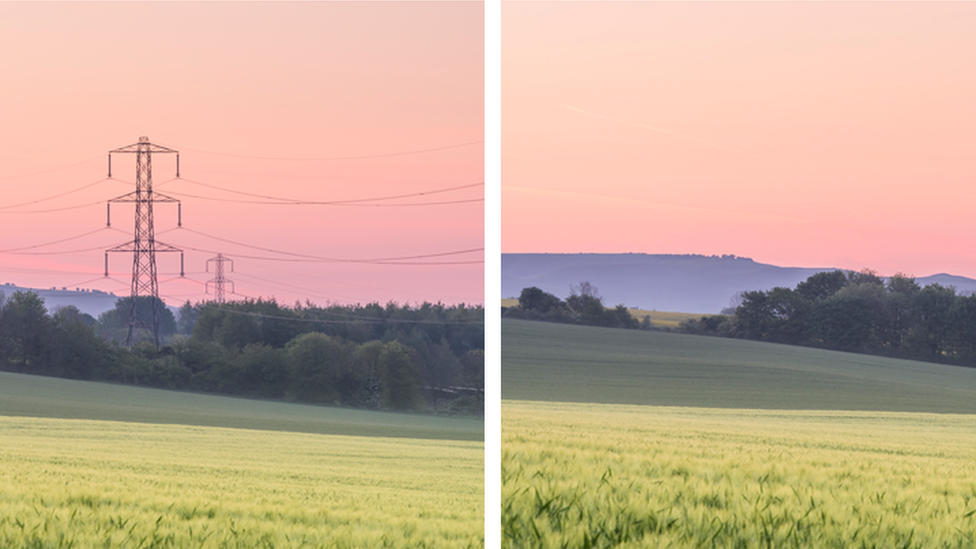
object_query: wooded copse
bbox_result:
[503,283,640,329]
[682,269,976,366]
[0,291,484,415]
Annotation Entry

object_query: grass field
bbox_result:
[502,318,976,547]
[0,372,483,548]
[502,318,976,413]
[0,371,482,441]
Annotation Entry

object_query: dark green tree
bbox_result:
[1,291,54,373]
[796,270,848,302]
[518,287,563,314]
[732,290,773,340]
[810,283,888,353]
[52,305,110,380]
[948,294,976,365]
[177,300,198,335]
[903,284,957,362]
[380,341,423,411]
[286,332,348,404]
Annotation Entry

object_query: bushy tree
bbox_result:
[518,287,563,314]
[380,341,423,411]
[286,332,348,404]
[903,284,956,362]
[1,291,54,372]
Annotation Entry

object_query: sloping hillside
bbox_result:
[0,371,482,441]
[502,318,976,413]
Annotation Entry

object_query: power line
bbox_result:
[0,201,106,215]
[231,271,364,303]
[156,140,483,161]
[161,190,482,207]
[175,226,483,264]
[0,155,103,180]
[172,177,483,205]
[0,227,110,254]
[172,242,484,265]
[3,244,120,256]
[0,178,118,211]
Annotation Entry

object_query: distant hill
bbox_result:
[0,282,120,318]
[502,253,976,314]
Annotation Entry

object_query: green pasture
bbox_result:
[0,372,483,548]
[0,370,482,441]
[503,400,976,548]
[502,318,976,413]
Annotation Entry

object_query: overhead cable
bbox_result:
[175,226,483,264]
[157,140,483,161]
[0,155,103,180]
[173,177,483,205]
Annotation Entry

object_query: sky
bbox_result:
[0,2,484,308]
[502,2,976,280]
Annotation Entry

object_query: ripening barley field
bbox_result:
[503,400,976,548]
[501,319,976,548]
[0,373,483,549]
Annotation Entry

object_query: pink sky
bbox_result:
[0,2,483,308]
[503,2,976,279]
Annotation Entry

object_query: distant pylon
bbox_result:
[206,254,235,303]
[103,136,184,348]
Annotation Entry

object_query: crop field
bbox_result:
[503,400,976,548]
[501,300,703,329]
[625,308,709,329]
[502,319,976,547]
[0,373,483,548]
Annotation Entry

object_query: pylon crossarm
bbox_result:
[153,241,183,253]
[109,191,179,203]
[110,142,178,154]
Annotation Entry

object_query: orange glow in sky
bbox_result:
[503,2,976,279]
[0,2,483,307]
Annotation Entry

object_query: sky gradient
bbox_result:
[503,2,976,280]
[0,2,483,308]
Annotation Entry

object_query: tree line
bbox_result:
[682,270,976,366]
[503,282,641,329]
[0,291,484,415]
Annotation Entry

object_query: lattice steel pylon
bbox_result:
[103,136,184,348]
[206,254,235,304]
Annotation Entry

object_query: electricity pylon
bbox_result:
[206,253,235,303]
[103,136,184,348]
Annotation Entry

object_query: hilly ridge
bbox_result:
[502,253,976,314]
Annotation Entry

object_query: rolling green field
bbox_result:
[0,372,483,548]
[0,371,482,441]
[503,318,976,413]
[502,319,976,547]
